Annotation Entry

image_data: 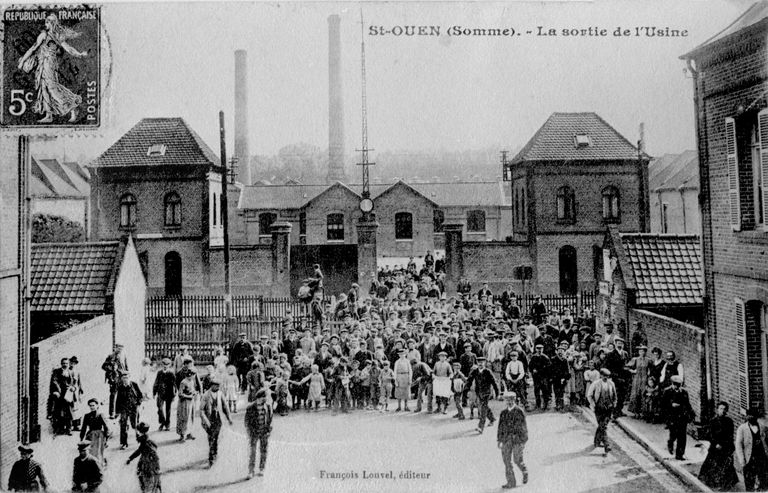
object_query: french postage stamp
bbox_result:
[2,5,101,128]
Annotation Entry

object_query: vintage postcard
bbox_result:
[0,1,766,492]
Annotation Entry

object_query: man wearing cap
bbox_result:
[529,344,551,411]
[8,445,48,492]
[72,441,102,492]
[153,358,176,431]
[126,422,161,493]
[504,351,527,410]
[735,408,768,491]
[231,333,255,393]
[245,388,273,479]
[431,333,455,364]
[459,343,477,407]
[497,392,528,489]
[466,358,499,433]
[661,375,694,460]
[530,296,547,326]
[102,345,129,419]
[200,377,233,467]
[587,368,617,453]
[605,340,629,418]
[550,346,570,411]
[115,372,143,449]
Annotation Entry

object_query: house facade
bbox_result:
[505,112,650,294]
[648,151,700,235]
[681,2,768,419]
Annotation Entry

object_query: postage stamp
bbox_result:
[1,5,101,128]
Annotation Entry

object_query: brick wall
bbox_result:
[0,136,23,478]
[303,184,361,245]
[136,239,206,296]
[629,309,705,421]
[31,316,113,440]
[693,26,768,423]
[535,234,601,294]
[461,241,531,293]
[374,183,435,258]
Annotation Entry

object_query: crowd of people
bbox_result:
[11,252,766,491]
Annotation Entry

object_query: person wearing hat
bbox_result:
[200,376,233,467]
[626,345,650,416]
[530,296,547,326]
[497,391,528,489]
[466,357,499,434]
[432,351,453,413]
[102,344,129,419]
[529,344,552,411]
[735,407,768,491]
[115,371,143,450]
[153,357,176,431]
[698,401,739,491]
[393,349,413,412]
[126,422,161,493]
[431,332,455,364]
[176,365,199,442]
[412,356,433,413]
[549,346,570,412]
[244,388,274,479]
[49,357,75,436]
[72,440,102,492]
[459,343,478,407]
[69,356,84,432]
[79,398,109,466]
[8,445,48,492]
[587,368,617,453]
[661,374,694,460]
[230,332,255,393]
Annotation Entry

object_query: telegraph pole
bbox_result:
[357,10,375,219]
[219,111,232,325]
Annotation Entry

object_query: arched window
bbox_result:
[395,212,413,240]
[602,186,620,221]
[327,213,344,241]
[164,192,181,226]
[556,186,576,222]
[259,212,277,236]
[467,210,486,232]
[120,193,137,228]
[433,209,445,233]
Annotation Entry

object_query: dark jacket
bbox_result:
[662,386,694,425]
[115,381,142,414]
[549,356,570,384]
[497,406,528,444]
[152,369,176,400]
[72,453,103,492]
[8,458,47,491]
[466,367,499,399]
[80,411,109,441]
[528,353,551,380]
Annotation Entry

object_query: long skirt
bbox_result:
[176,398,193,437]
[86,430,107,467]
[698,448,738,491]
[394,374,411,400]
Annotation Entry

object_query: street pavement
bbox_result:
[33,395,690,493]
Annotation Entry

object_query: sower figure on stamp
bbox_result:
[497,392,528,489]
[200,377,233,468]
[245,388,273,479]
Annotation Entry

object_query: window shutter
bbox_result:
[759,109,768,230]
[725,117,740,231]
[735,297,749,414]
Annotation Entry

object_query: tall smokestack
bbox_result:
[327,14,347,183]
[234,49,251,185]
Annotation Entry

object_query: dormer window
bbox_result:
[574,134,591,148]
[147,144,167,157]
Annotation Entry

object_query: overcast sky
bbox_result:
[42,0,747,160]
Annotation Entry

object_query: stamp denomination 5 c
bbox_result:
[2,5,101,127]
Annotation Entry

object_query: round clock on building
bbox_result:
[359,198,374,213]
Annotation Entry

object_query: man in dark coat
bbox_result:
[549,345,570,411]
[431,333,455,363]
[466,358,499,434]
[245,388,273,479]
[698,401,738,491]
[529,296,548,326]
[497,392,528,489]
[152,358,176,431]
[604,340,629,418]
[126,422,161,493]
[662,375,694,460]
[72,441,103,492]
[115,372,143,450]
[230,333,255,392]
[528,344,551,410]
[49,357,75,435]
[101,345,128,419]
[8,445,48,492]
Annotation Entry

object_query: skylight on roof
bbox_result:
[574,134,592,148]
[147,144,167,157]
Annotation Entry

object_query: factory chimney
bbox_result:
[234,49,251,185]
[327,14,347,183]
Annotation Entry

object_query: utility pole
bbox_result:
[219,111,232,328]
[356,9,375,220]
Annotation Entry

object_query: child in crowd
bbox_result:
[368,360,381,411]
[583,360,600,389]
[380,361,395,412]
[292,364,325,411]
[451,361,467,420]
[201,365,216,391]
[224,365,239,413]
[273,370,290,416]
[359,362,371,409]
[642,376,661,423]
[349,360,362,409]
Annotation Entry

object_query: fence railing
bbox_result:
[145,295,264,319]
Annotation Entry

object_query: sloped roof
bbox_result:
[511,112,641,163]
[681,1,768,59]
[237,181,510,210]
[91,118,220,168]
[649,151,698,191]
[30,174,54,196]
[31,242,122,312]
[614,230,703,305]
[31,158,82,197]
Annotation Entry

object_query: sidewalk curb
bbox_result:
[575,406,711,493]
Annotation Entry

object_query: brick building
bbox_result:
[504,112,650,294]
[648,151,700,235]
[0,135,30,478]
[681,2,768,419]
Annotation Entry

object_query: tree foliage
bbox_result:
[32,213,85,243]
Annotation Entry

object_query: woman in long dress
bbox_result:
[80,399,109,467]
[176,372,197,441]
[17,14,89,123]
[393,350,412,412]
[626,346,650,414]
[698,402,739,491]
